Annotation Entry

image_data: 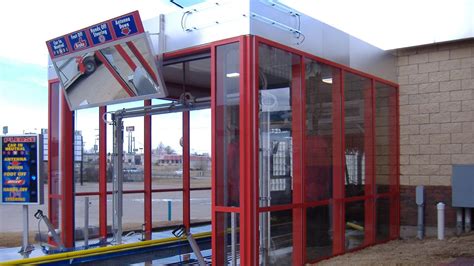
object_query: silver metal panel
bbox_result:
[48,0,397,83]
[452,165,474,208]
[248,0,395,82]
[162,0,249,53]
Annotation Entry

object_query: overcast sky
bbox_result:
[0,0,472,153]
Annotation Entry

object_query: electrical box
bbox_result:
[452,165,474,207]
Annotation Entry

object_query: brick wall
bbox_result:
[396,40,474,227]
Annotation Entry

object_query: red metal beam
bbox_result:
[241,35,257,266]
[60,90,75,248]
[126,41,158,82]
[115,44,138,70]
[99,106,107,239]
[332,69,345,255]
[94,51,136,97]
[210,43,223,266]
[48,80,61,245]
[291,55,304,265]
[183,111,191,230]
[144,100,152,239]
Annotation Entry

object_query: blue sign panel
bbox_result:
[68,30,90,51]
[89,23,113,45]
[48,37,69,57]
[112,14,139,38]
[1,136,41,204]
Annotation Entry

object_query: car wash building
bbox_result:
[35,0,473,265]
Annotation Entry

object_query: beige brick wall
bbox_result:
[396,40,474,186]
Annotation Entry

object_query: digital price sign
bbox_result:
[1,135,43,205]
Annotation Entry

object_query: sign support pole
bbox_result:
[20,204,33,258]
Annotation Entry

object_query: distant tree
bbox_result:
[165,145,175,155]
[155,142,166,155]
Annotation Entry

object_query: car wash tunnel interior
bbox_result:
[7,3,400,266]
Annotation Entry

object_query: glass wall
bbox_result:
[258,43,299,207]
[215,42,240,207]
[343,73,372,198]
[254,38,398,265]
[304,59,337,201]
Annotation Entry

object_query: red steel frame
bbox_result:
[252,35,399,264]
[60,89,75,247]
[50,33,399,264]
[47,80,61,245]
[99,106,108,239]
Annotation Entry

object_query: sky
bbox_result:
[0,0,472,153]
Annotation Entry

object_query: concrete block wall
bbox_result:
[396,40,474,187]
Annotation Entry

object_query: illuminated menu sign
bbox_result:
[1,135,43,204]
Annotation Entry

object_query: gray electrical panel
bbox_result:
[452,165,474,207]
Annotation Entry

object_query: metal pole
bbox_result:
[113,116,124,244]
[84,196,90,248]
[168,200,172,221]
[21,205,31,258]
[465,208,471,233]
[456,208,463,236]
[186,233,206,266]
[231,212,237,266]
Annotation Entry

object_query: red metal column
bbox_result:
[241,35,257,266]
[291,55,304,265]
[332,69,345,255]
[48,81,61,244]
[60,90,75,247]
[183,111,191,230]
[99,106,108,239]
[210,44,222,266]
[144,100,152,239]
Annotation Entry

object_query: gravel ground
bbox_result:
[316,233,474,265]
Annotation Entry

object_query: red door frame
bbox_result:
[47,80,61,245]
[99,106,108,240]
[60,90,75,247]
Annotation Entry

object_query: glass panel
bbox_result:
[151,112,183,190]
[190,190,211,226]
[376,197,390,242]
[215,212,241,265]
[259,44,299,207]
[163,56,211,99]
[375,83,397,194]
[151,191,183,237]
[306,205,333,262]
[74,108,100,192]
[305,59,337,202]
[345,200,365,250]
[190,109,211,188]
[259,209,293,265]
[74,195,99,243]
[216,43,240,207]
[344,73,371,198]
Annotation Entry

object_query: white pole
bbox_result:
[465,208,471,233]
[437,202,445,240]
[22,205,29,258]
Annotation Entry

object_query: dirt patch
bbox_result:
[316,233,474,265]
